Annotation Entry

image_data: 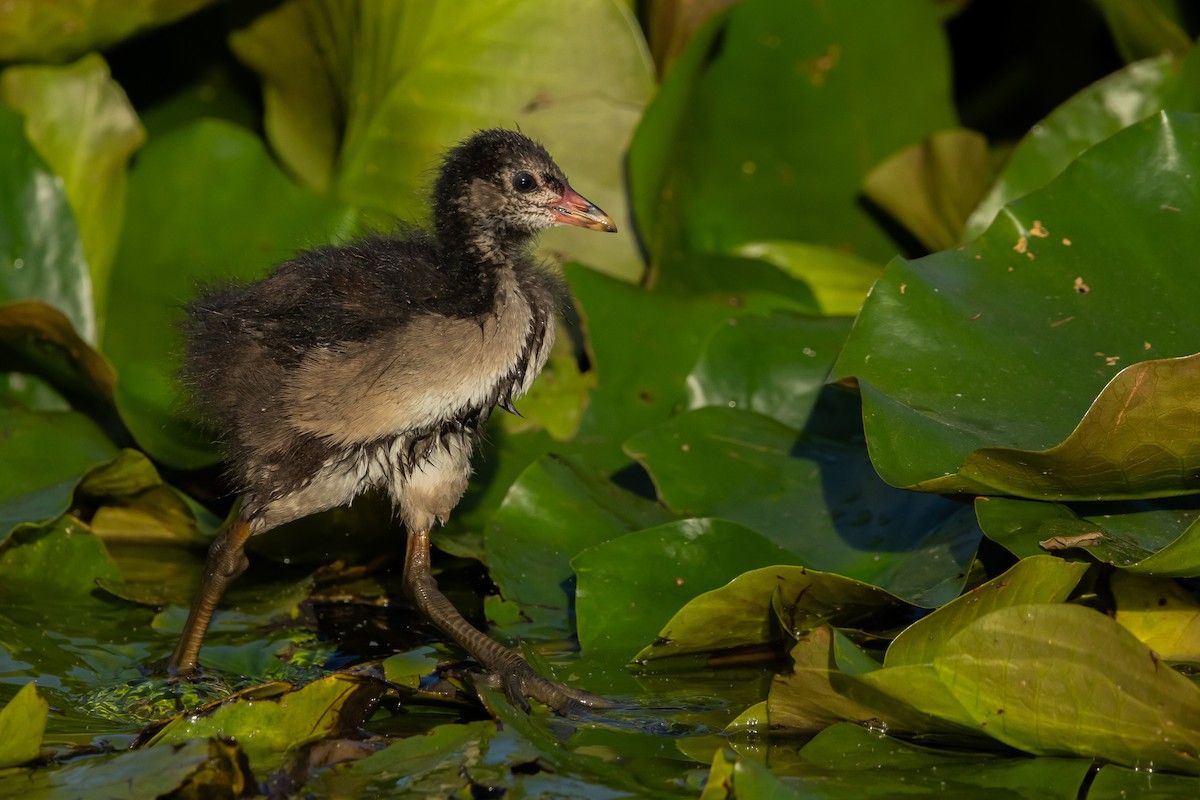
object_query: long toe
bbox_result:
[479,661,618,716]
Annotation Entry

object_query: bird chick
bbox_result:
[170,129,616,714]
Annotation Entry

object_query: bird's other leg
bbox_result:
[402,526,614,715]
[168,516,254,676]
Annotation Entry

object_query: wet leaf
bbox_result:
[0,105,92,344]
[836,113,1200,498]
[636,565,910,663]
[630,0,956,267]
[0,0,218,62]
[148,673,383,772]
[886,556,1090,668]
[0,406,117,544]
[233,0,653,281]
[573,518,795,659]
[0,683,47,768]
[103,118,356,469]
[0,54,145,319]
[862,128,991,252]
[686,313,853,430]
[934,603,1200,772]
[625,406,979,606]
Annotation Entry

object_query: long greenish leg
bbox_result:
[168,517,254,675]
[402,525,614,714]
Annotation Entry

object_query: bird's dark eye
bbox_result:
[512,172,536,193]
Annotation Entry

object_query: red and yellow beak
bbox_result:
[552,186,617,233]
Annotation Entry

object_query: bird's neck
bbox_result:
[435,207,530,276]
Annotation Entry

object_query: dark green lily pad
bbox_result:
[836,112,1200,499]
[103,118,356,469]
[572,518,795,660]
[935,603,1200,772]
[0,54,144,316]
[568,264,804,470]
[484,455,672,635]
[964,53,1188,239]
[0,406,117,544]
[624,406,979,606]
[629,0,957,266]
[1089,764,1200,799]
[0,683,46,769]
[685,313,853,430]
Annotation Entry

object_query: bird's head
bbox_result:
[434,130,615,259]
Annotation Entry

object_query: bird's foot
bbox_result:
[474,659,617,716]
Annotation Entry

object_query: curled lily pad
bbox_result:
[0,683,47,769]
[836,112,1200,499]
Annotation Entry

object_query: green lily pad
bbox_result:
[1089,764,1200,799]
[629,0,956,266]
[885,556,1090,667]
[0,738,250,799]
[0,54,145,320]
[0,683,47,769]
[572,518,795,660]
[976,495,1200,577]
[0,105,92,344]
[964,53,1188,239]
[685,313,853,430]
[624,406,979,606]
[103,118,357,469]
[483,455,672,634]
[0,0,219,62]
[782,722,1094,799]
[730,241,883,316]
[636,565,912,663]
[232,0,653,281]
[568,263,805,470]
[836,112,1200,498]
[0,406,117,544]
[148,673,383,772]
[934,603,1200,772]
